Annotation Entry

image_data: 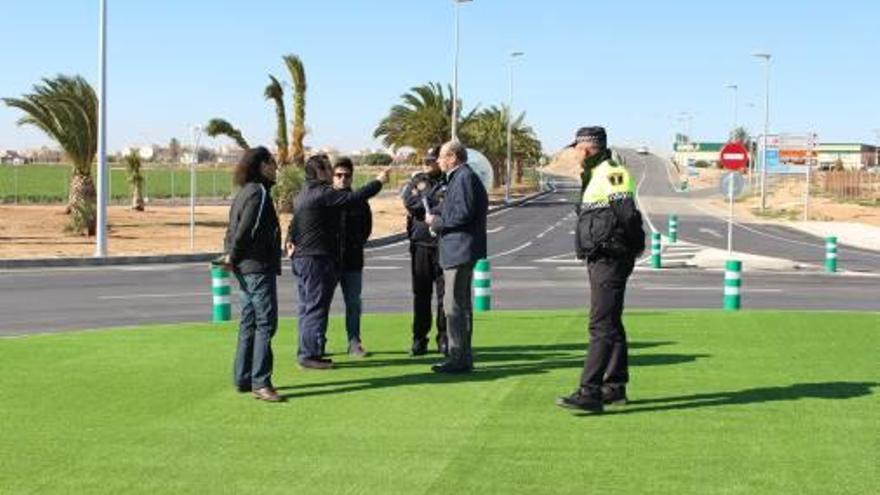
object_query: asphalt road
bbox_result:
[1,151,878,336]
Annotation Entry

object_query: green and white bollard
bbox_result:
[723,260,742,311]
[668,214,678,243]
[825,236,838,273]
[211,265,232,322]
[473,258,491,312]
[650,232,662,269]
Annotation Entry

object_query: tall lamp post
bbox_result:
[724,83,739,134]
[753,52,772,210]
[505,51,524,205]
[450,0,472,141]
[189,125,202,251]
[95,0,108,257]
[677,112,693,188]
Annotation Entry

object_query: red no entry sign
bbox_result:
[719,142,749,170]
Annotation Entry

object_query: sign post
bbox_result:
[719,142,749,256]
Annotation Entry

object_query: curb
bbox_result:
[1,188,551,270]
[0,252,224,269]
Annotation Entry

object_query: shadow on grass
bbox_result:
[332,341,679,370]
[277,341,707,400]
[592,381,879,416]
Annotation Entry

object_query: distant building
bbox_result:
[817,143,878,170]
[22,146,63,163]
[1,150,27,165]
[672,142,725,167]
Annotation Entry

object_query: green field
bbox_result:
[0,164,413,204]
[1,310,877,494]
[0,164,236,203]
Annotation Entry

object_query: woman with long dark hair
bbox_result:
[222,146,283,402]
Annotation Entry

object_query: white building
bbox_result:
[816,143,878,170]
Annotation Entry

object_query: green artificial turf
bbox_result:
[1,310,878,494]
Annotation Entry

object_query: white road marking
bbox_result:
[488,241,533,260]
[98,292,206,300]
[636,285,783,293]
[487,226,506,234]
[698,227,723,239]
[493,266,537,271]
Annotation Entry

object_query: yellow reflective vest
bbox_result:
[581,159,637,209]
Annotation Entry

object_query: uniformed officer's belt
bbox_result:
[580,192,633,210]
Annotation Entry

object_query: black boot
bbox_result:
[556,390,604,413]
[602,385,628,406]
[410,338,428,357]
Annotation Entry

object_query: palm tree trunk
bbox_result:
[515,158,523,184]
[132,182,144,211]
[67,172,97,235]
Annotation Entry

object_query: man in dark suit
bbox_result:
[424,141,489,373]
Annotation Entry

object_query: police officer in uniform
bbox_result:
[557,127,645,413]
[402,146,448,356]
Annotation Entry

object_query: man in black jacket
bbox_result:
[222,146,283,402]
[425,141,489,373]
[402,146,448,356]
[285,154,388,369]
[331,157,372,358]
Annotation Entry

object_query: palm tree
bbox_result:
[124,150,145,211]
[373,82,476,159]
[730,126,751,144]
[283,54,307,167]
[3,74,97,230]
[466,105,541,188]
[264,75,289,165]
[205,118,249,149]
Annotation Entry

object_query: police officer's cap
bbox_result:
[567,126,607,149]
[424,146,441,163]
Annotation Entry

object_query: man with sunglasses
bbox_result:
[331,157,371,358]
[402,146,448,356]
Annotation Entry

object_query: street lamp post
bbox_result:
[505,51,524,205]
[450,0,472,141]
[190,125,202,251]
[95,0,108,257]
[677,112,693,189]
[725,83,739,134]
[753,52,772,210]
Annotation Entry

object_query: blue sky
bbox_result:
[1,0,878,155]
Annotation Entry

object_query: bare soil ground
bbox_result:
[0,184,537,259]
[706,176,880,227]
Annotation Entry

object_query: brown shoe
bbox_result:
[252,387,283,402]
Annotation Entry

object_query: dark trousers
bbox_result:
[444,262,475,366]
[233,272,278,390]
[410,243,446,343]
[293,256,338,361]
[579,256,635,395]
[337,269,363,343]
